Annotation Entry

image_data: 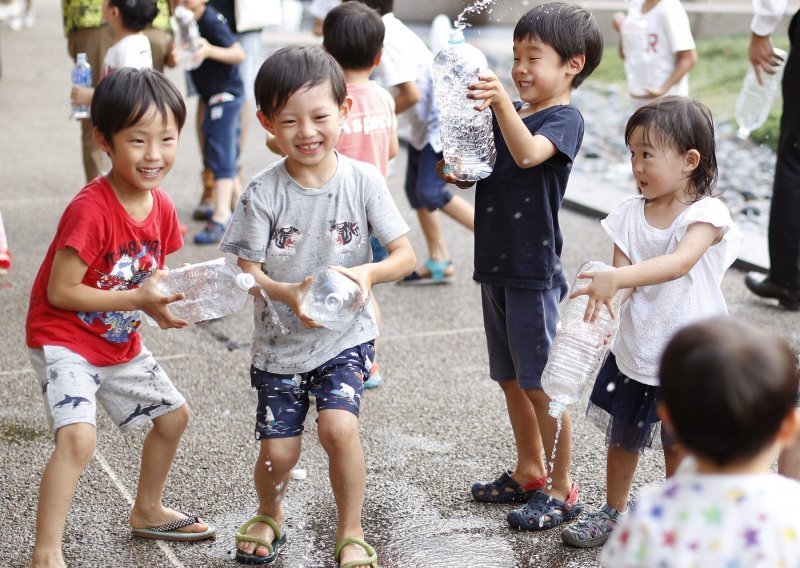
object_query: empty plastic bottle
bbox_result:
[735,48,787,139]
[301,267,365,331]
[70,53,92,120]
[145,257,255,325]
[432,28,495,182]
[542,261,623,418]
[171,6,202,71]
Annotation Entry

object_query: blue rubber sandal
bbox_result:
[398,259,453,286]
[507,482,582,531]
[235,515,286,565]
[471,470,548,503]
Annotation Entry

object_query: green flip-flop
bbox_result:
[235,515,286,565]
[334,536,378,568]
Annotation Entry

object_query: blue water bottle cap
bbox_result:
[548,401,566,418]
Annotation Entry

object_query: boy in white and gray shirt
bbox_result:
[220,46,415,566]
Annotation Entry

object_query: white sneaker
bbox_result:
[7,13,22,30]
[23,8,34,27]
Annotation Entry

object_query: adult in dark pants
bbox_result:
[745,0,800,311]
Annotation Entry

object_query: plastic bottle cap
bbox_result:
[548,401,566,419]
[235,272,256,291]
[291,468,307,480]
[448,28,465,44]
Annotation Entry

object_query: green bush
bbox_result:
[590,34,787,150]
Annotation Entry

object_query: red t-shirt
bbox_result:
[26,177,183,366]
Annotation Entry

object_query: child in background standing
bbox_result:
[561,96,742,548]
[323,0,398,389]
[357,0,475,285]
[26,69,215,568]
[612,0,697,108]
[177,0,246,245]
[439,2,603,532]
[221,46,415,566]
[602,317,800,567]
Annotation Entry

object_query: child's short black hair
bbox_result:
[323,1,385,71]
[625,96,718,200]
[356,0,391,16]
[109,0,159,32]
[91,68,186,146]
[254,46,347,118]
[660,317,799,467]
[513,2,603,89]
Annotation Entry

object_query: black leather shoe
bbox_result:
[744,272,800,310]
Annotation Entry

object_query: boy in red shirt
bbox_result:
[26,68,215,567]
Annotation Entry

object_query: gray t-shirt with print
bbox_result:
[219,153,409,374]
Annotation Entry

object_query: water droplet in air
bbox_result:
[606,382,616,392]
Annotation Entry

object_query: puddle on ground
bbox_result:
[0,420,48,444]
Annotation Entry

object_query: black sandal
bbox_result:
[506,482,582,530]
[471,470,547,503]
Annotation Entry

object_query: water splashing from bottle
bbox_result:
[453,0,497,31]
[258,287,289,334]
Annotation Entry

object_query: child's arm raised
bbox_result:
[47,248,187,329]
[572,222,723,323]
[468,72,558,169]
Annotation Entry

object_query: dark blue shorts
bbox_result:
[404,144,452,211]
[587,353,677,452]
[481,282,567,390]
[250,342,375,439]
[202,93,243,179]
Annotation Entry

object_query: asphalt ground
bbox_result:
[1,2,798,567]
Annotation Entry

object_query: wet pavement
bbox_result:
[1,2,798,567]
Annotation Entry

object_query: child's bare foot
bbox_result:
[29,549,66,568]
[129,506,212,538]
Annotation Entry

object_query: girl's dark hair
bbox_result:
[513,2,603,89]
[91,68,186,146]
[254,46,347,118]
[323,1,385,71]
[625,96,718,200]
[109,0,159,32]
[660,317,799,467]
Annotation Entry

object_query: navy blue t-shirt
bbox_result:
[190,5,243,101]
[474,103,584,290]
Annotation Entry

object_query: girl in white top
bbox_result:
[560,96,742,548]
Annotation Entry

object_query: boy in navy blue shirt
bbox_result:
[439,1,602,532]
[176,0,245,244]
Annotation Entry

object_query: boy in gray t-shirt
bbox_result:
[220,46,415,567]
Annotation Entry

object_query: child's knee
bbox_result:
[54,423,96,466]
[317,411,359,452]
[153,403,190,435]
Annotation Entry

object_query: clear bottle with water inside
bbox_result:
[71,53,92,120]
[432,28,496,182]
[300,267,365,331]
[542,261,623,418]
[735,48,787,139]
[145,257,255,325]
[171,6,202,71]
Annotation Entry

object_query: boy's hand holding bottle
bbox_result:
[435,159,476,189]
[137,269,189,329]
[467,71,512,112]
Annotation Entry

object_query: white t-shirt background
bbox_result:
[102,34,153,79]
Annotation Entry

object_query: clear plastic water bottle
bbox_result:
[70,53,92,120]
[735,48,787,139]
[300,267,365,331]
[542,261,623,418]
[171,6,201,71]
[620,15,657,97]
[432,28,496,182]
[145,257,256,325]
